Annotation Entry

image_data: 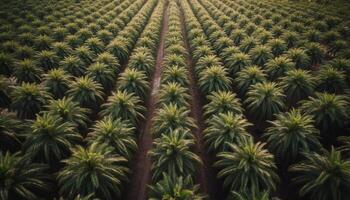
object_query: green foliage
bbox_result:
[204,91,243,117]
[58,143,129,199]
[235,65,267,96]
[289,148,350,200]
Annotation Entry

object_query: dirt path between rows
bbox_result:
[123,3,169,200]
[179,8,224,200]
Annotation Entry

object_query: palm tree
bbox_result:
[286,48,311,69]
[264,109,321,165]
[75,46,94,65]
[204,112,252,153]
[14,59,43,83]
[0,151,50,200]
[52,42,73,58]
[100,90,145,125]
[23,113,82,166]
[58,143,129,199]
[117,68,149,100]
[289,148,350,200]
[239,36,258,53]
[86,62,115,91]
[162,65,189,86]
[158,82,190,107]
[316,66,347,94]
[152,103,196,137]
[164,54,186,68]
[224,52,251,75]
[267,38,287,56]
[149,173,204,200]
[245,82,285,122]
[280,69,316,105]
[215,138,279,194]
[85,37,104,54]
[249,45,273,66]
[193,45,214,62]
[204,91,243,117]
[11,83,52,119]
[265,56,295,80]
[0,76,13,108]
[43,69,71,99]
[95,52,121,76]
[60,55,86,77]
[0,52,14,76]
[87,116,136,160]
[300,92,349,133]
[107,37,129,64]
[67,76,104,109]
[305,42,325,65]
[0,110,23,152]
[235,65,267,96]
[128,50,155,76]
[198,65,232,94]
[195,55,221,74]
[149,129,202,181]
[35,50,59,71]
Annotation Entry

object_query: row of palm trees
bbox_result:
[148,2,204,198]
[0,0,166,199]
[183,0,350,199]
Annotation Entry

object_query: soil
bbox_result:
[123,3,169,200]
[179,7,225,200]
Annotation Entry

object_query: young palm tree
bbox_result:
[86,62,115,91]
[305,42,325,65]
[0,152,50,200]
[52,42,73,58]
[149,173,204,200]
[100,90,145,125]
[75,46,94,65]
[249,45,273,66]
[215,138,279,193]
[264,109,321,165]
[60,55,86,77]
[23,113,81,166]
[286,48,311,69]
[164,54,186,68]
[267,38,287,56]
[43,69,71,99]
[196,55,221,74]
[95,52,121,76]
[289,148,350,200]
[245,82,285,122]
[265,56,295,80]
[107,37,129,64]
[149,129,202,181]
[316,66,347,94]
[85,37,104,54]
[235,65,267,96]
[45,97,90,129]
[280,69,316,105]
[153,103,195,137]
[204,91,243,117]
[58,143,129,199]
[14,59,43,83]
[35,50,59,71]
[0,76,13,107]
[158,82,190,107]
[67,76,104,109]
[224,52,251,75]
[117,68,149,100]
[204,112,252,153]
[87,116,136,160]
[128,50,155,76]
[11,83,52,119]
[198,65,232,94]
[0,52,14,76]
[300,92,349,133]
[193,45,214,62]
[0,110,23,152]
[162,65,189,86]
[239,37,258,54]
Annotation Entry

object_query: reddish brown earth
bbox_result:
[179,8,225,200]
[123,3,169,200]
